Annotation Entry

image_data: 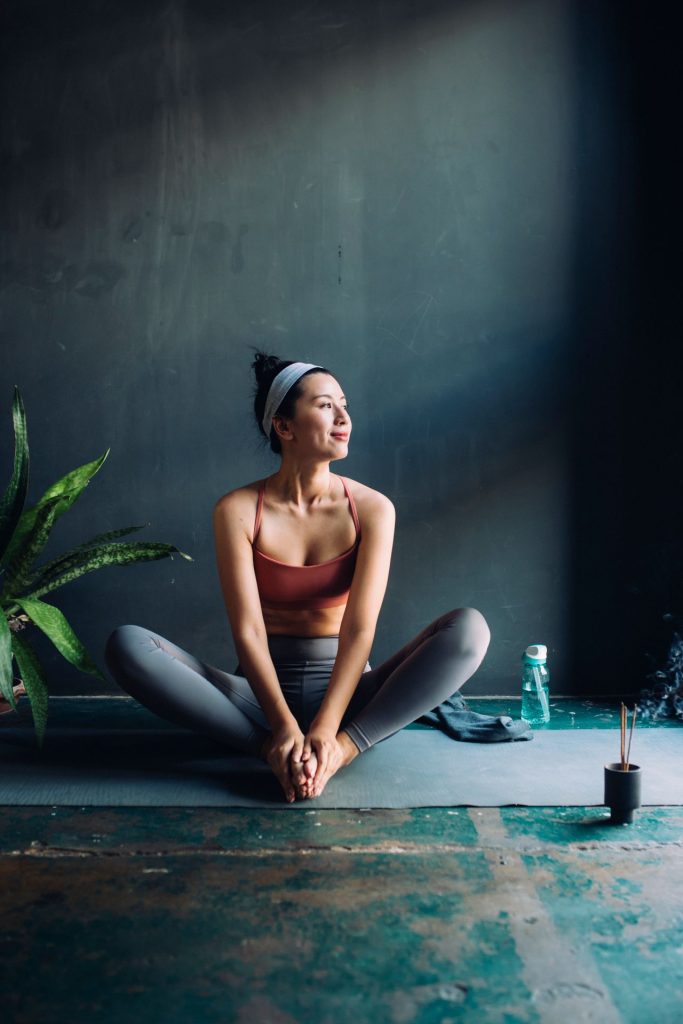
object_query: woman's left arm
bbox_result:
[311,491,396,732]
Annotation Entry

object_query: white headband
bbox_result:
[261,362,324,438]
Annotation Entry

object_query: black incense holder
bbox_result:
[604,762,642,824]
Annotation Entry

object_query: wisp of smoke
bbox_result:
[637,631,683,722]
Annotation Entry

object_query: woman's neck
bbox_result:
[268,461,334,507]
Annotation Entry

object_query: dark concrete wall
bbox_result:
[1,0,678,697]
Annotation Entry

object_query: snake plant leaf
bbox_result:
[1,449,110,573]
[0,492,78,599]
[34,447,109,505]
[0,386,29,565]
[0,611,14,704]
[11,630,49,748]
[20,524,151,591]
[14,596,107,681]
[14,540,193,602]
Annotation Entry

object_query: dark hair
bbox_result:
[250,349,331,455]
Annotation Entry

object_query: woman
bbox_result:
[104,354,491,803]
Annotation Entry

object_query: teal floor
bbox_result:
[1,697,682,1023]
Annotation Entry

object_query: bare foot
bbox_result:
[309,731,360,799]
[290,749,319,800]
[258,736,319,801]
[0,682,26,716]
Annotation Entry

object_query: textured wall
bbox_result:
[2,0,673,698]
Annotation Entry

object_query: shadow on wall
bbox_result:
[1,0,520,176]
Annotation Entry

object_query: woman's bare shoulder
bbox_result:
[341,476,395,521]
[213,479,263,526]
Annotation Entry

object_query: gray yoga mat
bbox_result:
[0,725,679,807]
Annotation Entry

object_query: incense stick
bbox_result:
[620,702,626,770]
[626,703,637,770]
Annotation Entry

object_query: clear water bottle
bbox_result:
[521,644,550,725]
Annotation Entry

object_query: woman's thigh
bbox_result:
[340,607,480,726]
[106,623,271,732]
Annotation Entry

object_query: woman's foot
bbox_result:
[258,735,319,801]
[290,749,319,799]
[308,731,360,798]
[0,681,26,716]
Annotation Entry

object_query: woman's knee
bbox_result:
[104,624,150,671]
[438,607,491,658]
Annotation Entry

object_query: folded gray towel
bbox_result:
[417,692,533,742]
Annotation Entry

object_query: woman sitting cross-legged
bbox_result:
[104,353,491,802]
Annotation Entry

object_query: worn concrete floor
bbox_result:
[1,699,681,1024]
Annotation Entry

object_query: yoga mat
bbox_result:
[0,725,680,807]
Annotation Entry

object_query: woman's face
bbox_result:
[279,372,351,454]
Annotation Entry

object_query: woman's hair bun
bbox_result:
[251,350,286,387]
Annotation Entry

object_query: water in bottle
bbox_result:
[521,643,550,725]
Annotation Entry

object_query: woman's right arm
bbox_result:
[212,492,296,734]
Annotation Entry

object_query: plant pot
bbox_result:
[604,762,642,824]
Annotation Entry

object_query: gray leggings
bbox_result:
[103,607,491,756]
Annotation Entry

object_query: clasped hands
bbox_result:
[261,718,357,802]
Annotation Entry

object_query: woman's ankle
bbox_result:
[338,729,361,764]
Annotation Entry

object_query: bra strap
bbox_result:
[253,479,265,541]
[339,476,361,537]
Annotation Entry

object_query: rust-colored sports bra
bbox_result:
[252,476,361,610]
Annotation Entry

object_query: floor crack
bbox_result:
[3,837,682,857]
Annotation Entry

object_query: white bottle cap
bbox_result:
[525,644,547,659]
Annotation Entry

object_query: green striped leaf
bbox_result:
[1,449,110,573]
[0,612,14,704]
[0,386,29,566]
[0,493,76,598]
[21,523,151,590]
[11,631,49,748]
[16,596,107,681]
[18,541,193,601]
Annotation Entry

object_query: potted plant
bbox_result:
[0,385,192,746]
